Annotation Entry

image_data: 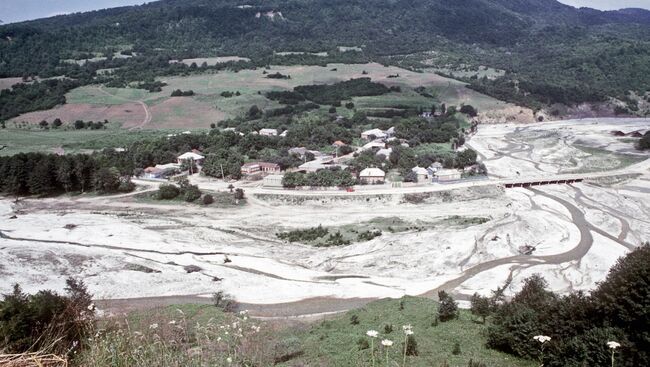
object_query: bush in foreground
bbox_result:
[0,278,94,355]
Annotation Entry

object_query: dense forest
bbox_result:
[0,0,649,112]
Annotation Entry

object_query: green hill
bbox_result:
[1,0,649,114]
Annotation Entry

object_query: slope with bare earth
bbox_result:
[8,63,534,130]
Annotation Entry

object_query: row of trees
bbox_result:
[0,152,134,196]
[282,168,356,188]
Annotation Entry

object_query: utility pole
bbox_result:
[220,164,225,180]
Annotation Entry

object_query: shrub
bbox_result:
[212,291,238,313]
[350,314,360,325]
[438,291,458,322]
[452,342,461,355]
[383,323,393,334]
[184,265,202,273]
[278,225,329,243]
[0,279,94,355]
[156,184,180,200]
[183,185,202,202]
[357,230,382,241]
[200,194,214,205]
[470,293,491,323]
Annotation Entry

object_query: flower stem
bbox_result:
[402,335,407,367]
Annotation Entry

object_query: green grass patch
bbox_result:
[565,144,646,174]
[132,190,246,207]
[277,216,488,246]
[0,128,174,156]
[277,297,535,367]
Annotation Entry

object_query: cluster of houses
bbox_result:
[142,150,206,179]
[139,125,465,187]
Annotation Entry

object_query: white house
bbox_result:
[259,128,278,136]
[435,169,462,182]
[411,166,430,182]
[360,168,386,184]
[363,140,386,151]
[361,128,387,140]
[177,152,205,165]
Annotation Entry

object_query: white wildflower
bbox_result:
[168,320,177,325]
[226,357,232,363]
[533,335,551,344]
[87,303,96,311]
[366,330,379,338]
[149,323,159,330]
[381,339,393,347]
[607,341,621,349]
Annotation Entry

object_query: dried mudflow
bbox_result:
[1,118,649,318]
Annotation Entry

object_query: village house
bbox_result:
[142,163,181,179]
[411,166,430,182]
[241,162,281,175]
[427,162,444,177]
[361,128,387,141]
[376,147,393,160]
[177,152,205,166]
[435,168,462,182]
[142,167,164,179]
[298,156,342,173]
[359,167,386,184]
[259,128,279,136]
[331,140,346,148]
[362,140,386,151]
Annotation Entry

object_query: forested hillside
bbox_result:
[1,0,649,111]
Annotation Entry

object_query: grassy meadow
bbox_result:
[54,63,511,128]
[79,297,535,367]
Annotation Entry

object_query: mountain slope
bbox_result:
[0,0,649,110]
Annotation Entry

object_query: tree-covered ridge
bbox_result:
[1,0,649,108]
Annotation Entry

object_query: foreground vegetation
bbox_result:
[2,244,647,366]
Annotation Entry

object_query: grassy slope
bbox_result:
[121,297,534,367]
[55,63,509,125]
[281,296,534,367]
[0,127,181,156]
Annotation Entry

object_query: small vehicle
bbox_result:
[346,187,355,192]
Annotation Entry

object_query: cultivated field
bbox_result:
[10,63,534,130]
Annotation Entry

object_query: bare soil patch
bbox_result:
[0,77,23,91]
